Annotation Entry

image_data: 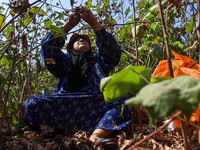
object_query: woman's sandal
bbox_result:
[94,138,118,150]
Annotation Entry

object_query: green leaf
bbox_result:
[54,21,64,25]
[148,0,168,12]
[44,19,52,29]
[125,7,130,19]
[0,13,5,28]
[85,0,93,8]
[150,76,172,83]
[0,56,10,69]
[100,65,151,103]
[120,54,128,62]
[138,45,147,52]
[3,25,13,39]
[125,76,200,127]
[50,25,67,39]
[173,41,180,46]
[24,15,31,26]
[103,0,110,7]
[185,16,195,32]
[150,22,159,31]
[150,44,162,59]
[33,137,44,143]
[100,76,111,92]
[132,24,147,40]
[12,117,18,126]
[29,7,47,16]
[143,12,154,20]
[120,28,126,39]
[178,43,186,50]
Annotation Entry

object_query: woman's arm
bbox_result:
[40,33,70,78]
[41,10,81,78]
[94,28,121,75]
[80,7,121,75]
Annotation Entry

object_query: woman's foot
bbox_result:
[90,129,118,150]
[93,138,118,150]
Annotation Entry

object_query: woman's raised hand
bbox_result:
[79,6,102,31]
[62,7,80,32]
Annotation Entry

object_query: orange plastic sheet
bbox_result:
[151,50,200,128]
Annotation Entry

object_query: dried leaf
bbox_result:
[22,34,28,49]
[9,0,30,13]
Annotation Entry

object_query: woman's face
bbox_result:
[73,37,90,53]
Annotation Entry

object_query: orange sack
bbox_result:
[151,50,200,128]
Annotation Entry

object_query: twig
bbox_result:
[17,76,29,133]
[121,49,144,63]
[179,113,190,150]
[173,137,185,150]
[118,44,147,56]
[157,0,174,77]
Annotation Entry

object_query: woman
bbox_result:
[24,6,133,150]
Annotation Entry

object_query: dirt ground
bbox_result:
[1,107,199,150]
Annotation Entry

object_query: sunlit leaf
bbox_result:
[150,76,172,83]
[132,23,147,40]
[85,0,93,8]
[148,0,168,12]
[0,56,10,69]
[100,65,151,103]
[44,19,52,29]
[120,54,128,62]
[120,28,126,39]
[0,13,5,28]
[23,14,31,26]
[29,7,47,16]
[54,21,64,25]
[185,16,195,32]
[3,25,13,39]
[173,41,181,45]
[125,7,130,19]
[50,25,67,39]
[103,0,110,8]
[150,22,159,31]
[143,12,154,20]
[125,76,200,126]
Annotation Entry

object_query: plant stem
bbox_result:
[179,114,190,150]
[132,0,138,66]
[157,0,174,77]
[138,106,143,138]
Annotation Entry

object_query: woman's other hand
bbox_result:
[62,7,80,32]
[80,6,102,31]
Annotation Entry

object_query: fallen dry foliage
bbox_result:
[1,108,200,150]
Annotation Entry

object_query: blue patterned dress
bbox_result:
[24,28,133,133]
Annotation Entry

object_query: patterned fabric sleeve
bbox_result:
[95,28,121,75]
[40,33,70,78]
